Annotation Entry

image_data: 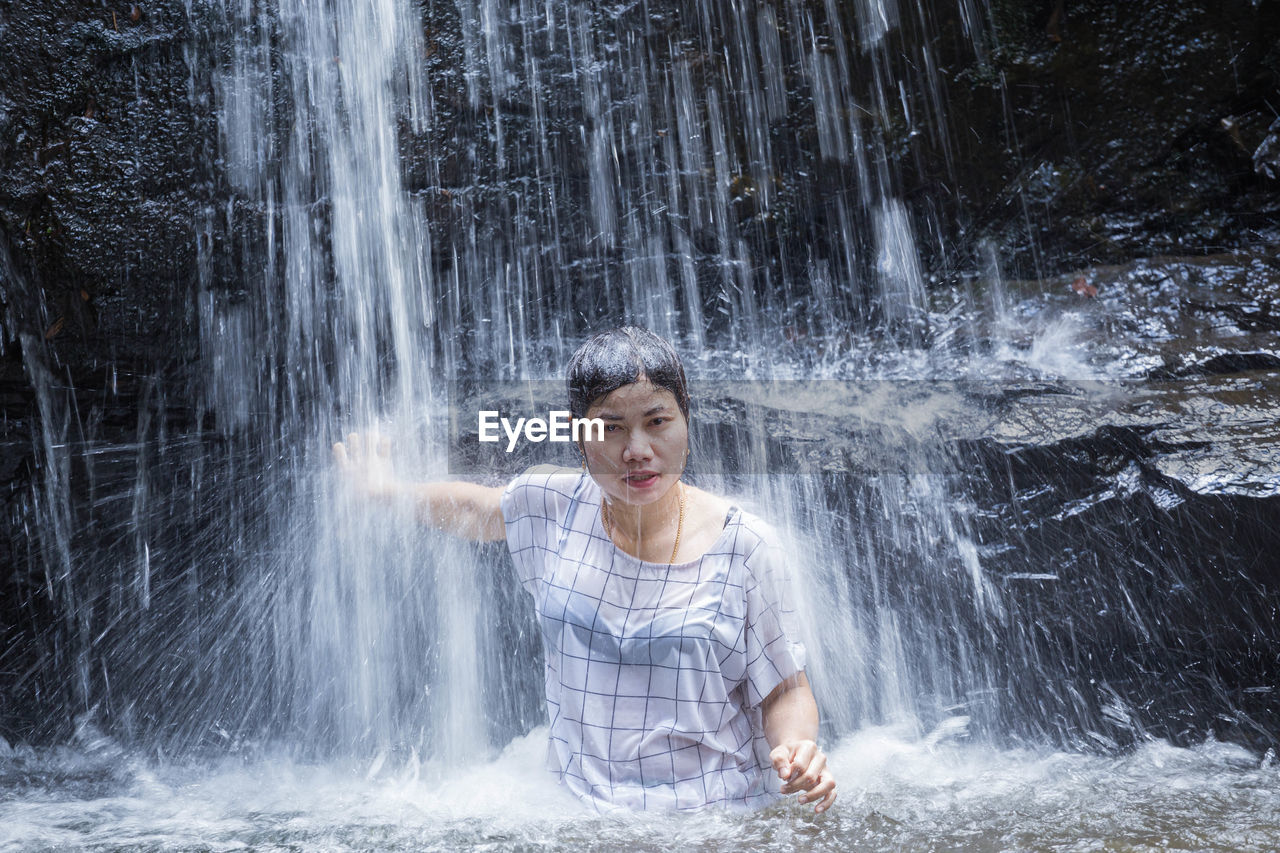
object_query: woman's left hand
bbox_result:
[769,739,837,813]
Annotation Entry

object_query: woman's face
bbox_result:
[579,378,689,507]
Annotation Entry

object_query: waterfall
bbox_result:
[17,0,1036,759]
[233,0,992,759]
[207,0,482,756]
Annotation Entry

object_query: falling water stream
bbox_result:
[5,0,1279,848]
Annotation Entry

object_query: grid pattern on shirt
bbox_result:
[501,467,807,812]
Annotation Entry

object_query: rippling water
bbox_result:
[5,726,1278,852]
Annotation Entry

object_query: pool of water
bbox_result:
[4,724,1278,852]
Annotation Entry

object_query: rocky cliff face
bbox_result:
[0,0,218,367]
[3,0,1275,363]
[710,250,1279,751]
[931,0,1280,274]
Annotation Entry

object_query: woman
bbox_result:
[334,327,836,814]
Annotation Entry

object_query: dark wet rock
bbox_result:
[1254,116,1280,179]
[951,422,1280,751]
[719,373,1280,750]
[1165,352,1280,378]
[0,0,217,373]
[974,376,1280,499]
[930,0,1280,277]
[941,250,1280,385]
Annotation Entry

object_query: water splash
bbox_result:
[3,729,1278,850]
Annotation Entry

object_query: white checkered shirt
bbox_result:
[500,467,808,812]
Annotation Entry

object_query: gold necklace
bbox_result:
[602,482,685,564]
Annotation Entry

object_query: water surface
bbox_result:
[5,726,1277,851]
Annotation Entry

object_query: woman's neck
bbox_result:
[602,481,684,549]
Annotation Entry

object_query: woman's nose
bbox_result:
[622,435,652,462]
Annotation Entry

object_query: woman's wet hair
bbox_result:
[567,327,690,421]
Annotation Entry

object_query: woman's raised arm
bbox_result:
[332,432,506,541]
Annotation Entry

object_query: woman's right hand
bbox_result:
[332,432,505,540]
[332,431,400,500]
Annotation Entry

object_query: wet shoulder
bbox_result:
[728,507,785,563]
[501,465,585,523]
[697,492,785,569]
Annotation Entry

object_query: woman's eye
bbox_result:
[604,424,620,432]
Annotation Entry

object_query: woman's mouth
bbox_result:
[624,472,661,488]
